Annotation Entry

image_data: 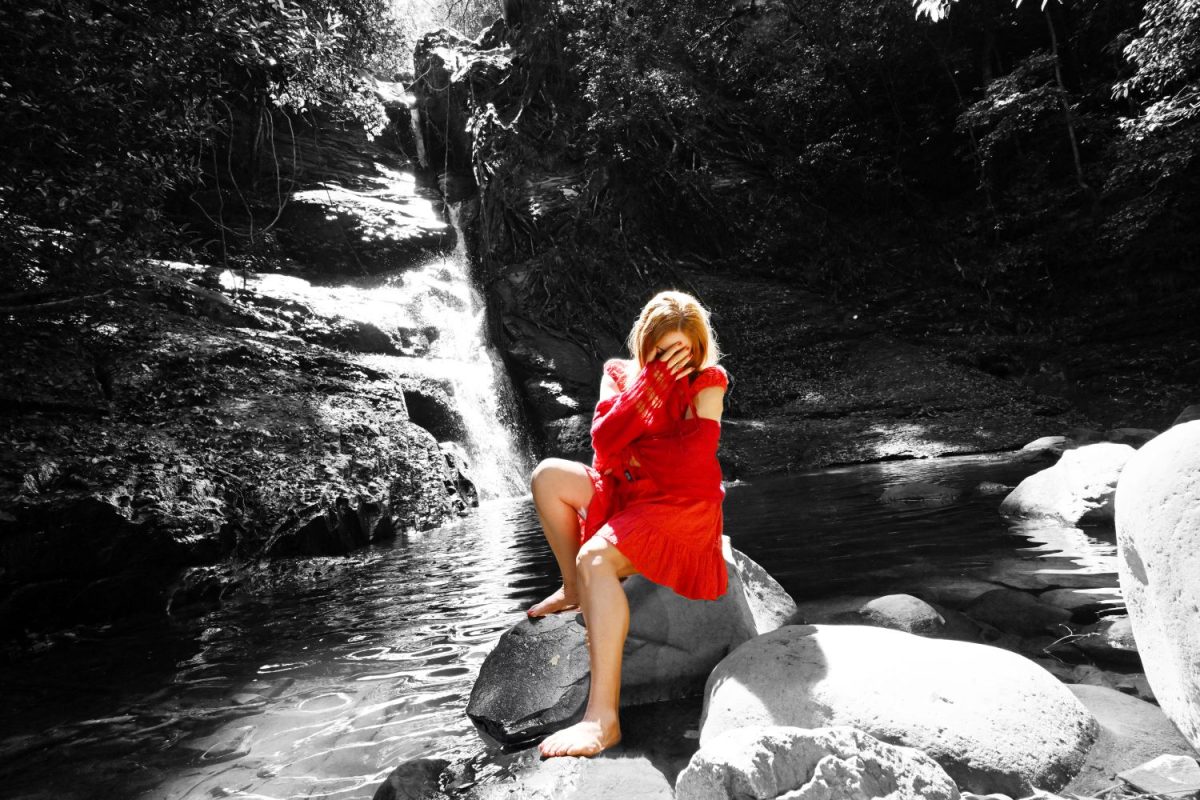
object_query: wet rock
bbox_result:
[1115,420,1200,751]
[699,624,1098,796]
[676,725,960,800]
[975,481,1011,496]
[466,542,797,745]
[878,482,960,504]
[440,442,479,510]
[1064,685,1199,796]
[1117,754,1200,797]
[372,758,450,800]
[908,577,1007,610]
[1072,616,1141,666]
[1000,443,1134,525]
[1038,587,1124,617]
[964,588,1072,638]
[403,383,466,442]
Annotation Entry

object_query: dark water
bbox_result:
[0,453,1118,800]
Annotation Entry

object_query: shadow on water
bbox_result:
[0,452,1120,799]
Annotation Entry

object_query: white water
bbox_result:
[216,172,531,499]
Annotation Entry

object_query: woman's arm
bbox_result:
[692,386,726,421]
[590,360,675,458]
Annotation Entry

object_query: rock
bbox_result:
[1072,616,1141,666]
[1117,754,1200,797]
[1000,443,1134,524]
[466,541,797,744]
[1071,665,1114,688]
[908,577,1007,609]
[543,413,593,462]
[1116,420,1200,752]
[439,442,479,510]
[675,725,960,800]
[372,758,450,800]
[1063,685,1199,796]
[699,624,1098,796]
[468,751,673,800]
[1104,428,1159,448]
[857,594,947,636]
[975,481,1011,496]
[1020,435,1070,456]
[791,595,878,625]
[1038,587,1124,616]
[1172,404,1200,426]
[964,588,1072,637]
[878,482,960,504]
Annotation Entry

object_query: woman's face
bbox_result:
[650,329,694,364]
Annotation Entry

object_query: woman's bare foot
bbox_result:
[527,586,580,618]
[538,714,621,758]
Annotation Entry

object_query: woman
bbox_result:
[526,289,730,758]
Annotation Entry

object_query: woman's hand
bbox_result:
[653,341,694,380]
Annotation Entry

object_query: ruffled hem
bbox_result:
[597,499,728,600]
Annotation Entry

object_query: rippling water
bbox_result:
[0,453,1120,800]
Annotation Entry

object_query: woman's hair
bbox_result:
[626,290,721,370]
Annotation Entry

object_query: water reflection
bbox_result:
[0,454,1121,800]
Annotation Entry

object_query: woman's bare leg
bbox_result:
[539,535,635,758]
[527,458,595,618]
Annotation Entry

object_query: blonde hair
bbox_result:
[626,290,721,370]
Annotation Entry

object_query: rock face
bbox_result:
[699,625,1098,796]
[676,725,960,800]
[1063,684,1199,796]
[466,541,797,744]
[1000,442,1134,524]
[1115,420,1200,752]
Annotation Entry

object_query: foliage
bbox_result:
[0,0,407,290]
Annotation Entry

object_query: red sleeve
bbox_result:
[690,365,729,395]
[591,359,675,459]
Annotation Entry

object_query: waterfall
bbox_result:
[214,171,532,501]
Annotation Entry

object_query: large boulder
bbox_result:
[699,625,1098,796]
[1000,442,1134,524]
[466,541,797,744]
[469,752,673,800]
[676,725,960,800]
[1115,420,1200,751]
[1063,684,1199,796]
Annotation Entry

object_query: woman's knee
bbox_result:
[575,537,625,581]
[531,458,591,506]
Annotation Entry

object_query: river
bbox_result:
[0,451,1120,800]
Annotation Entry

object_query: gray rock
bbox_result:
[908,577,1007,610]
[1104,428,1159,448]
[468,751,673,800]
[675,725,960,800]
[699,624,1098,796]
[964,588,1072,637]
[975,481,1011,496]
[1117,754,1200,797]
[467,541,797,744]
[1020,436,1070,456]
[858,594,947,636]
[1038,587,1124,615]
[1116,420,1200,752]
[1063,685,1199,796]
[1172,404,1200,426]
[1072,616,1141,666]
[878,482,960,504]
[1000,443,1134,525]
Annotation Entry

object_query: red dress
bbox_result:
[578,358,731,600]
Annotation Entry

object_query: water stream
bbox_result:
[0,452,1121,800]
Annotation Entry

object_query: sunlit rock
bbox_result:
[676,725,959,800]
[466,750,673,800]
[1172,404,1200,426]
[466,541,797,745]
[1115,420,1200,752]
[1000,442,1134,524]
[699,624,1098,796]
[1063,685,1199,796]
